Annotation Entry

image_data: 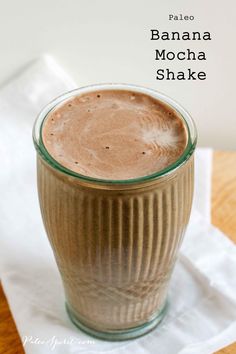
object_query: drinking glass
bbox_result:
[33,84,197,340]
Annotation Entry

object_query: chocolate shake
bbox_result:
[33,85,196,340]
[42,90,187,180]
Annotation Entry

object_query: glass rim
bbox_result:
[33,83,197,185]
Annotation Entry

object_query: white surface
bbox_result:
[0,0,235,149]
[0,56,236,354]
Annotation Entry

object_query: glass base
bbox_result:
[66,301,168,341]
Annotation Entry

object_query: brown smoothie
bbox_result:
[36,87,194,338]
[42,90,187,179]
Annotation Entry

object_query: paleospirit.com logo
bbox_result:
[22,335,95,351]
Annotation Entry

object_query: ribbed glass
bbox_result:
[33,84,197,340]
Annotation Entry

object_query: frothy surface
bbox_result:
[42,90,188,180]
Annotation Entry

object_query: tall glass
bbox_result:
[33,84,197,340]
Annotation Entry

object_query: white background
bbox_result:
[0,0,235,149]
